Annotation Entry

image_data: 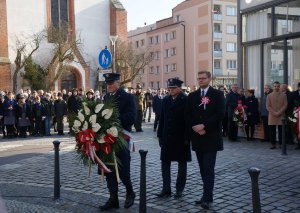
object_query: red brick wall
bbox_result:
[110,3,128,42]
[0,0,12,91]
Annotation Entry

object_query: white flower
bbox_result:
[233,118,238,121]
[83,105,91,115]
[82,121,88,130]
[235,111,239,115]
[92,123,101,132]
[72,126,80,133]
[292,118,297,123]
[95,104,104,113]
[106,126,118,137]
[89,114,97,125]
[102,109,113,119]
[78,111,85,122]
[73,120,81,127]
[99,136,105,144]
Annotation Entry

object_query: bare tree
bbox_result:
[12,33,43,93]
[115,41,153,85]
[45,25,82,90]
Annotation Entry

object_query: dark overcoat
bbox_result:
[152,95,163,116]
[245,95,259,125]
[226,91,240,118]
[157,92,191,162]
[185,87,225,152]
[104,88,136,132]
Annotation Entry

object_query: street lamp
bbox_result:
[109,35,118,73]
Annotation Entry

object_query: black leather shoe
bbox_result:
[156,191,171,198]
[200,201,210,210]
[124,192,135,208]
[174,191,183,199]
[99,198,119,210]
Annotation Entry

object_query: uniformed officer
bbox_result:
[99,73,137,210]
[157,78,191,199]
[134,84,144,132]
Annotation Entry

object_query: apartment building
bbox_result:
[128,0,237,89]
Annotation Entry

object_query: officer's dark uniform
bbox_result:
[157,78,191,199]
[99,73,137,210]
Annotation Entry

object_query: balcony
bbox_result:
[213,14,222,21]
[213,68,223,76]
[213,32,222,39]
[214,50,222,57]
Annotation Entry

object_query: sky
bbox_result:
[122,0,184,31]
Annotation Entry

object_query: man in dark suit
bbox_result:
[290,82,300,149]
[99,73,137,210]
[185,71,225,210]
[157,78,191,199]
[226,84,240,141]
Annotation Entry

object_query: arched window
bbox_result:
[61,71,76,92]
[51,0,69,27]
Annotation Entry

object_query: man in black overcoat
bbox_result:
[153,88,163,132]
[99,73,137,211]
[185,71,225,210]
[290,82,300,149]
[226,84,240,141]
[157,78,191,199]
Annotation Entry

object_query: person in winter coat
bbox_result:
[3,92,17,139]
[152,89,164,132]
[244,89,259,141]
[16,95,31,137]
[54,92,67,135]
[157,78,191,199]
[42,93,53,136]
[266,81,287,149]
[31,96,46,136]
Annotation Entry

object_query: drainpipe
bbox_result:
[181,23,187,84]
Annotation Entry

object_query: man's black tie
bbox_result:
[201,90,205,97]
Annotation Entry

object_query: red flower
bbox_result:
[104,133,116,144]
[93,141,101,151]
[101,143,112,154]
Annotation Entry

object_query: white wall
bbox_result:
[75,0,111,88]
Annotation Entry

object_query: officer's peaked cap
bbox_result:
[104,73,120,83]
[167,78,184,88]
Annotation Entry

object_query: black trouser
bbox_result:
[19,126,27,137]
[34,118,43,135]
[134,110,143,131]
[269,125,282,145]
[228,119,238,141]
[56,116,64,133]
[245,124,255,139]
[285,124,294,144]
[261,116,269,141]
[104,147,133,199]
[161,161,187,193]
[154,113,160,131]
[6,125,14,137]
[222,114,228,136]
[195,151,217,202]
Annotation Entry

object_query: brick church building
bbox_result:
[0,0,127,92]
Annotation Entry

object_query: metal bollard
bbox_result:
[53,140,61,200]
[139,150,148,213]
[248,167,261,213]
[281,118,287,155]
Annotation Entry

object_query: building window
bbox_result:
[150,81,154,88]
[136,41,139,48]
[171,47,176,56]
[149,37,153,44]
[165,33,170,42]
[164,49,170,58]
[139,68,144,74]
[164,64,170,73]
[156,81,160,89]
[155,51,160,60]
[214,23,222,33]
[170,31,176,40]
[141,39,145,46]
[226,24,237,34]
[226,6,236,16]
[214,60,221,69]
[214,41,221,51]
[155,35,160,44]
[156,66,160,74]
[176,15,181,22]
[149,66,154,74]
[227,60,237,69]
[213,5,222,14]
[51,0,69,27]
[171,63,177,71]
[226,42,237,52]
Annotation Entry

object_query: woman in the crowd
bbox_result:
[51,91,58,132]
[3,91,17,139]
[244,89,259,141]
[31,96,45,136]
[16,94,30,138]
[86,89,95,101]
[42,93,53,136]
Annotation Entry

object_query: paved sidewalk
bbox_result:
[0,121,300,212]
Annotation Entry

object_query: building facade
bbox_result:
[239,0,300,97]
[128,0,238,89]
[0,0,127,92]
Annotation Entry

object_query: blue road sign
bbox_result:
[98,48,112,69]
